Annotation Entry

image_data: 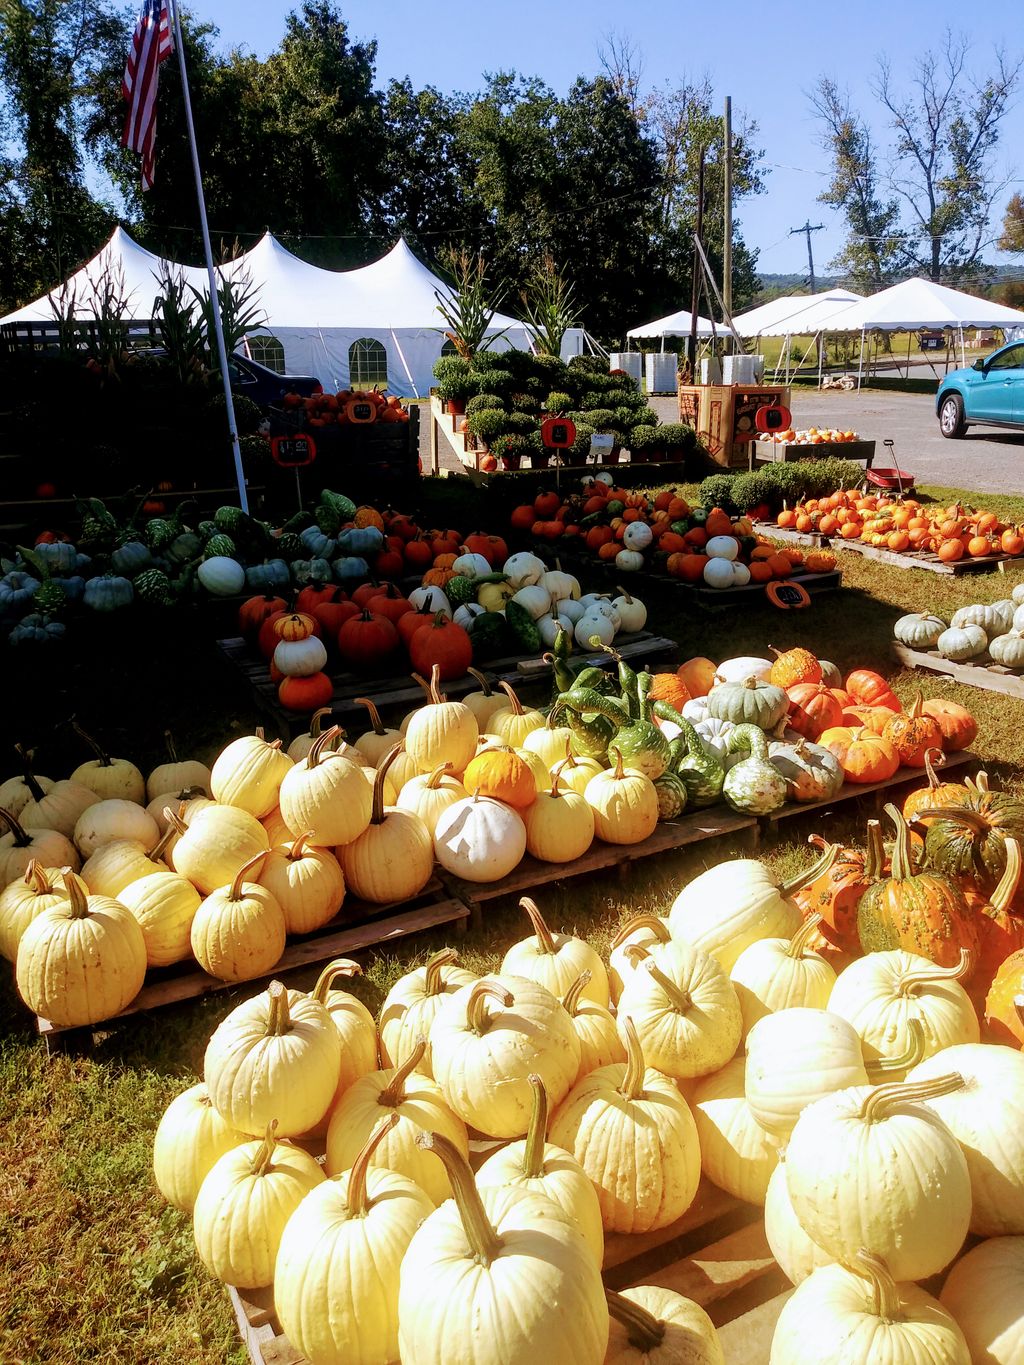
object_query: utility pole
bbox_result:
[688,147,706,378]
[790,220,825,293]
[723,96,733,328]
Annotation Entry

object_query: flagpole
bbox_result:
[167,0,249,513]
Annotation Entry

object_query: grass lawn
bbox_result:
[3,474,1024,1362]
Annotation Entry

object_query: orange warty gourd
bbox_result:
[647,673,691,713]
[795,822,887,954]
[769,647,822,689]
[985,950,1024,1046]
[882,694,944,768]
[921,698,977,751]
[958,837,1024,997]
[902,749,970,828]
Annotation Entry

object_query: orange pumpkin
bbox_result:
[462,746,536,809]
[819,726,900,784]
[354,505,385,530]
[937,538,965,562]
[796,823,887,954]
[845,669,901,711]
[902,748,971,827]
[422,566,457,588]
[704,508,733,538]
[804,549,837,572]
[959,838,1024,999]
[678,554,709,582]
[676,656,717,697]
[770,646,822,689]
[985,947,1024,1046]
[648,672,692,713]
[787,682,844,740]
[881,693,944,768]
[921,698,977,752]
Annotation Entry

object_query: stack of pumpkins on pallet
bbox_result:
[895,586,1024,667]
[153,803,1024,1365]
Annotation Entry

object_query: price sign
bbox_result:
[271,433,317,467]
[541,416,576,449]
[755,404,793,433]
[766,581,812,610]
[346,399,377,424]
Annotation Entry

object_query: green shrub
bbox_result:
[570,421,595,456]
[568,354,608,377]
[544,390,573,412]
[465,407,511,441]
[239,432,271,467]
[582,408,616,429]
[433,355,471,384]
[466,392,506,414]
[580,389,617,410]
[656,422,695,447]
[437,370,479,402]
[628,425,661,452]
[613,405,642,430]
[472,367,515,397]
[489,432,531,461]
[469,351,506,373]
[504,411,538,435]
[206,391,263,434]
[608,368,640,391]
[631,409,658,428]
[728,471,771,511]
[510,391,541,414]
[697,474,738,513]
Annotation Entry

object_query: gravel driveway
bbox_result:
[653,389,1024,494]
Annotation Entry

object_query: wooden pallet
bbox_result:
[756,522,1021,576]
[681,569,841,608]
[217,631,679,737]
[438,808,759,907]
[226,1178,789,1365]
[34,878,470,1043]
[891,643,1024,699]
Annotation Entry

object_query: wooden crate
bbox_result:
[756,522,1022,576]
[34,878,470,1043]
[227,1178,789,1365]
[680,569,841,608]
[892,643,1024,699]
[750,439,875,468]
[216,631,679,738]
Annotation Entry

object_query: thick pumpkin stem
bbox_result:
[415,1130,503,1263]
[265,981,292,1036]
[606,1289,667,1351]
[466,979,514,1035]
[497,681,524,716]
[466,668,494,697]
[619,1017,647,1101]
[423,763,454,791]
[287,832,313,861]
[786,912,824,959]
[347,1113,400,1218]
[149,824,177,863]
[251,1120,279,1177]
[308,708,332,741]
[161,805,188,836]
[991,837,1022,912]
[428,663,445,706]
[62,870,90,918]
[310,958,362,1004]
[71,721,112,767]
[379,1037,427,1105]
[783,839,839,897]
[865,1019,925,1076]
[609,746,626,780]
[916,804,989,837]
[864,820,884,880]
[228,850,269,902]
[643,958,694,1012]
[424,948,459,995]
[519,897,559,955]
[854,1250,903,1324]
[896,947,974,995]
[372,744,404,824]
[355,697,387,736]
[0,806,33,847]
[15,744,46,802]
[25,860,50,895]
[561,971,592,1017]
[523,1074,549,1179]
[610,915,671,951]
[307,726,343,769]
[884,803,915,880]
[858,1072,964,1123]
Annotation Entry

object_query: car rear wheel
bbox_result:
[939,394,966,439]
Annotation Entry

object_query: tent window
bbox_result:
[440,338,459,357]
[349,337,388,386]
[247,334,286,374]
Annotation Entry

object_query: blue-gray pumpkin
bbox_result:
[55,574,86,602]
[708,676,789,732]
[83,575,134,612]
[290,558,332,586]
[299,526,338,559]
[35,542,79,573]
[167,532,202,565]
[0,571,39,613]
[245,559,291,592]
[111,541,153,577]
[338,525,384,556]
[332,555,369,584]
[9,613,66,644]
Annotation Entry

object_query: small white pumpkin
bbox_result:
[705,534,739,560]
[703,557,738,589]
[452,551,491,579]
[610,588,646,633]
[407,585,451,616]
[574,609,615,648]
[764,1157,833,1285]
[712,656,773,685]
[615,548,645,573]
[622,521,653,552]
[502,551,546,588]
[511,584,551,620]
[197,556,245,596]
[989,630,1024,669]
[74,800,160,859]
[541,569,580,602]
[937,623,988,661]
[433,795,526,883]
[537,613,576,649]
[273,634,328,677]
[453,601,485,631]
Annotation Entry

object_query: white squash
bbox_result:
[745,1007,869,1140]
[610,588,647,633]
[669,858,810,972]
[433,795,526,883]
[502,550,546,587]
[729,912,837,1038]
[940,1236,1024,1365]
[712,656,772,685]
[511,584,552,620]
[764,1157,833,1285]
[73,800,160,859]
[692,1057,778,1206]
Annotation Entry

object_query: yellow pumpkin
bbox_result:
[395,762,467,837]
[352,695,404,765]
[210,729,293,818]
[256,830,344,934]
[378,947,477,1075]
[691,1056,777,1206]
[404,664,478,775]
[605,1286,724,1365]
[764,1156,833,1285]
[560,970,625,1082]
[729,911,837,1038]
[744,1006,869,1140]
[18,779,99,837]
[302,959,379,1128]
[118,870,201,967]
[164,802,269,896]
[0,806,79,886]
[69,723,145,803]
[79,824,174,898]
[500,896,609,1006]
[73,798,160,859]
[278,726,373,847]
[525,762,596,863]
[488,681,545,749]
[337,745,434,904]
[152,1082,248,1213]
[584,749,659,845]
[0,861,86,962]
[189,851,286,983]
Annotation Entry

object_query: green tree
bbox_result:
[998,194,1024,254]
[810,77,911,288]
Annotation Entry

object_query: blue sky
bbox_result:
[203,0,1024,278]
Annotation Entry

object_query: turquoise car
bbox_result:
[936,339,1024,438]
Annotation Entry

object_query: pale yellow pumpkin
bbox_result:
[256,830,344,934]
[551,746,604,795]
[940,1235,1024,1365]
[404,664,478,774]
[785,1074,973,1281]
[523,717,576,770]
[146,734,211,802]
[118,868,201,968]
[605,1285,725,1365]
[608,913,673,1003]
[475,1072,604,1264]
[501,896,609,1006]
[0,807,79,885]
[460,667,507,730]
[430,975,581,1139]
[487,680,545,749]
[0,861,86,962]
[337,745,434,904]
[274,1114,433,1365]
[730,911,837,1038]
[146,785,208,834]
[692,1056,778,1206]
[745,1007,869,1140]
[378,947,476,1075]
[617,940,742,1080]
[524,762,596,863]
[378,743,421,804]
[164,802,269,896]
[0,766,53,818]
[395,762,467,836]
[192,1121,325,1288]
[584,749,659,845]
[79,825,174,898]
[285,707,339,762]
[69,724,145,803]
[561,970,625,1082]
[15,871,146,1026]
[189,851,286,983]
[73,799,159,859]
[19,779,99,837]
[397,1132,609,1365]
[205,978,341,1137]
[326,1038,469,1207]
[908,1042,1024,1236]
[352,695,404,765]
[210,728,292,818]
[278,726,372,847]
[161,795,215,867]
[304,959,379,1122]
[152,1082,248,1213]
[261,805,292,845]
[668,857,811,972]
[764,1157,833,1286]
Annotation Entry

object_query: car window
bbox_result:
[987,344,1024,371]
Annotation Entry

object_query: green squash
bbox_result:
[708,676,788,731]
[722,724,788,815]
[651,701,724,808]
[921,792,1024,891]
[653,772,688,820]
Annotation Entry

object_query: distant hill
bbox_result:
[756,265,1024,296]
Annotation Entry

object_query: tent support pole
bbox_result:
[906,330,912,380]
[857,329,865,388]
[169,0,248,513]
[390,329,419,399]
[817,332,824,388]
[959,325,965,368]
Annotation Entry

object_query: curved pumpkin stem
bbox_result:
[347,1113,400,1217]
[150,823,177,863]
[519,897,558,955]
[307,725,343,769]
[423,947,460,995]
[914,804,989,836]
[781,839,839,897]
[497,681,525,716]
[883,803,915,880]
[523,1074,549,1179]
[23,860,49,895]
[605,1289,666,1351]
[466,979,514,1035]
[379,1037,427,1106]
[427,663,445,705]
[355,697,388,736]
[854,1250,903,1325]
[14,744,47,802]
[858,1071,964,1123]
[250,1120,280,1177]
[415,1130,503,1265]
[286,832,314,861]
[228,850,269,902]
[610,915,670,951]
[895,947,974,994]
[423,762,454,790]
[921,747,946,788]
[310,957,362,1004]
[466,667,494,697]
[308,707,333,741]
[990,837,1022,913]
[865,1018,925,1076]
[71,721,112,768]
[0,806,34,848]
[372,744,404,824]
[642,957,693,1012]
[548,762,567,799]
[619,1017,646,1101]
[161,805,188,836]
[785,911,824,959]
[265,980,291,1036]
[561,970,592,1018]
[609,746,626,780]
[62,870,90,918]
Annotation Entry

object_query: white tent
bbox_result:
[1,227,588,398]
[626,306,719,341]
[731,289,862,339]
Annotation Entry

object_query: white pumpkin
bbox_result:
[712,656,773,685]
[615,549,645,573]
[558,597,586,625]
[705,534,739,560]
[622,521,653,552]
[692,1056,778,1205]
[951,601,1014,636]
[694,716,737,763]
[452,552,491,579]
[940,1236,1024,1365]
[744,1007,869,1140]
[668,857,806,972]
[575,610,615,648]
[730,913,837,1037]
[542,569,580,602]
[511,584,552,620]
[73,800,160,859]
[453,602,485,632]
[407,585,451,617]
[703,558,739,589]
[433,795,526,883]
[731,562,751,587]
[502,551,546,588]
[764,1157,833,1285]
[578,593,616,616]
[197,556,245,596]
[537,613,576,649]
[937,623,987,661]
[272,635,328,677]
[610,589,646,633]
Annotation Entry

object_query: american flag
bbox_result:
[121,0,174,191]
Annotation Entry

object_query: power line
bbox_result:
[790,221,825,291]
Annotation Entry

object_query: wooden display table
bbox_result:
[749,438,875,469]
[678,383,791,468]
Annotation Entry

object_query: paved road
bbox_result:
[653,390,1024,494]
